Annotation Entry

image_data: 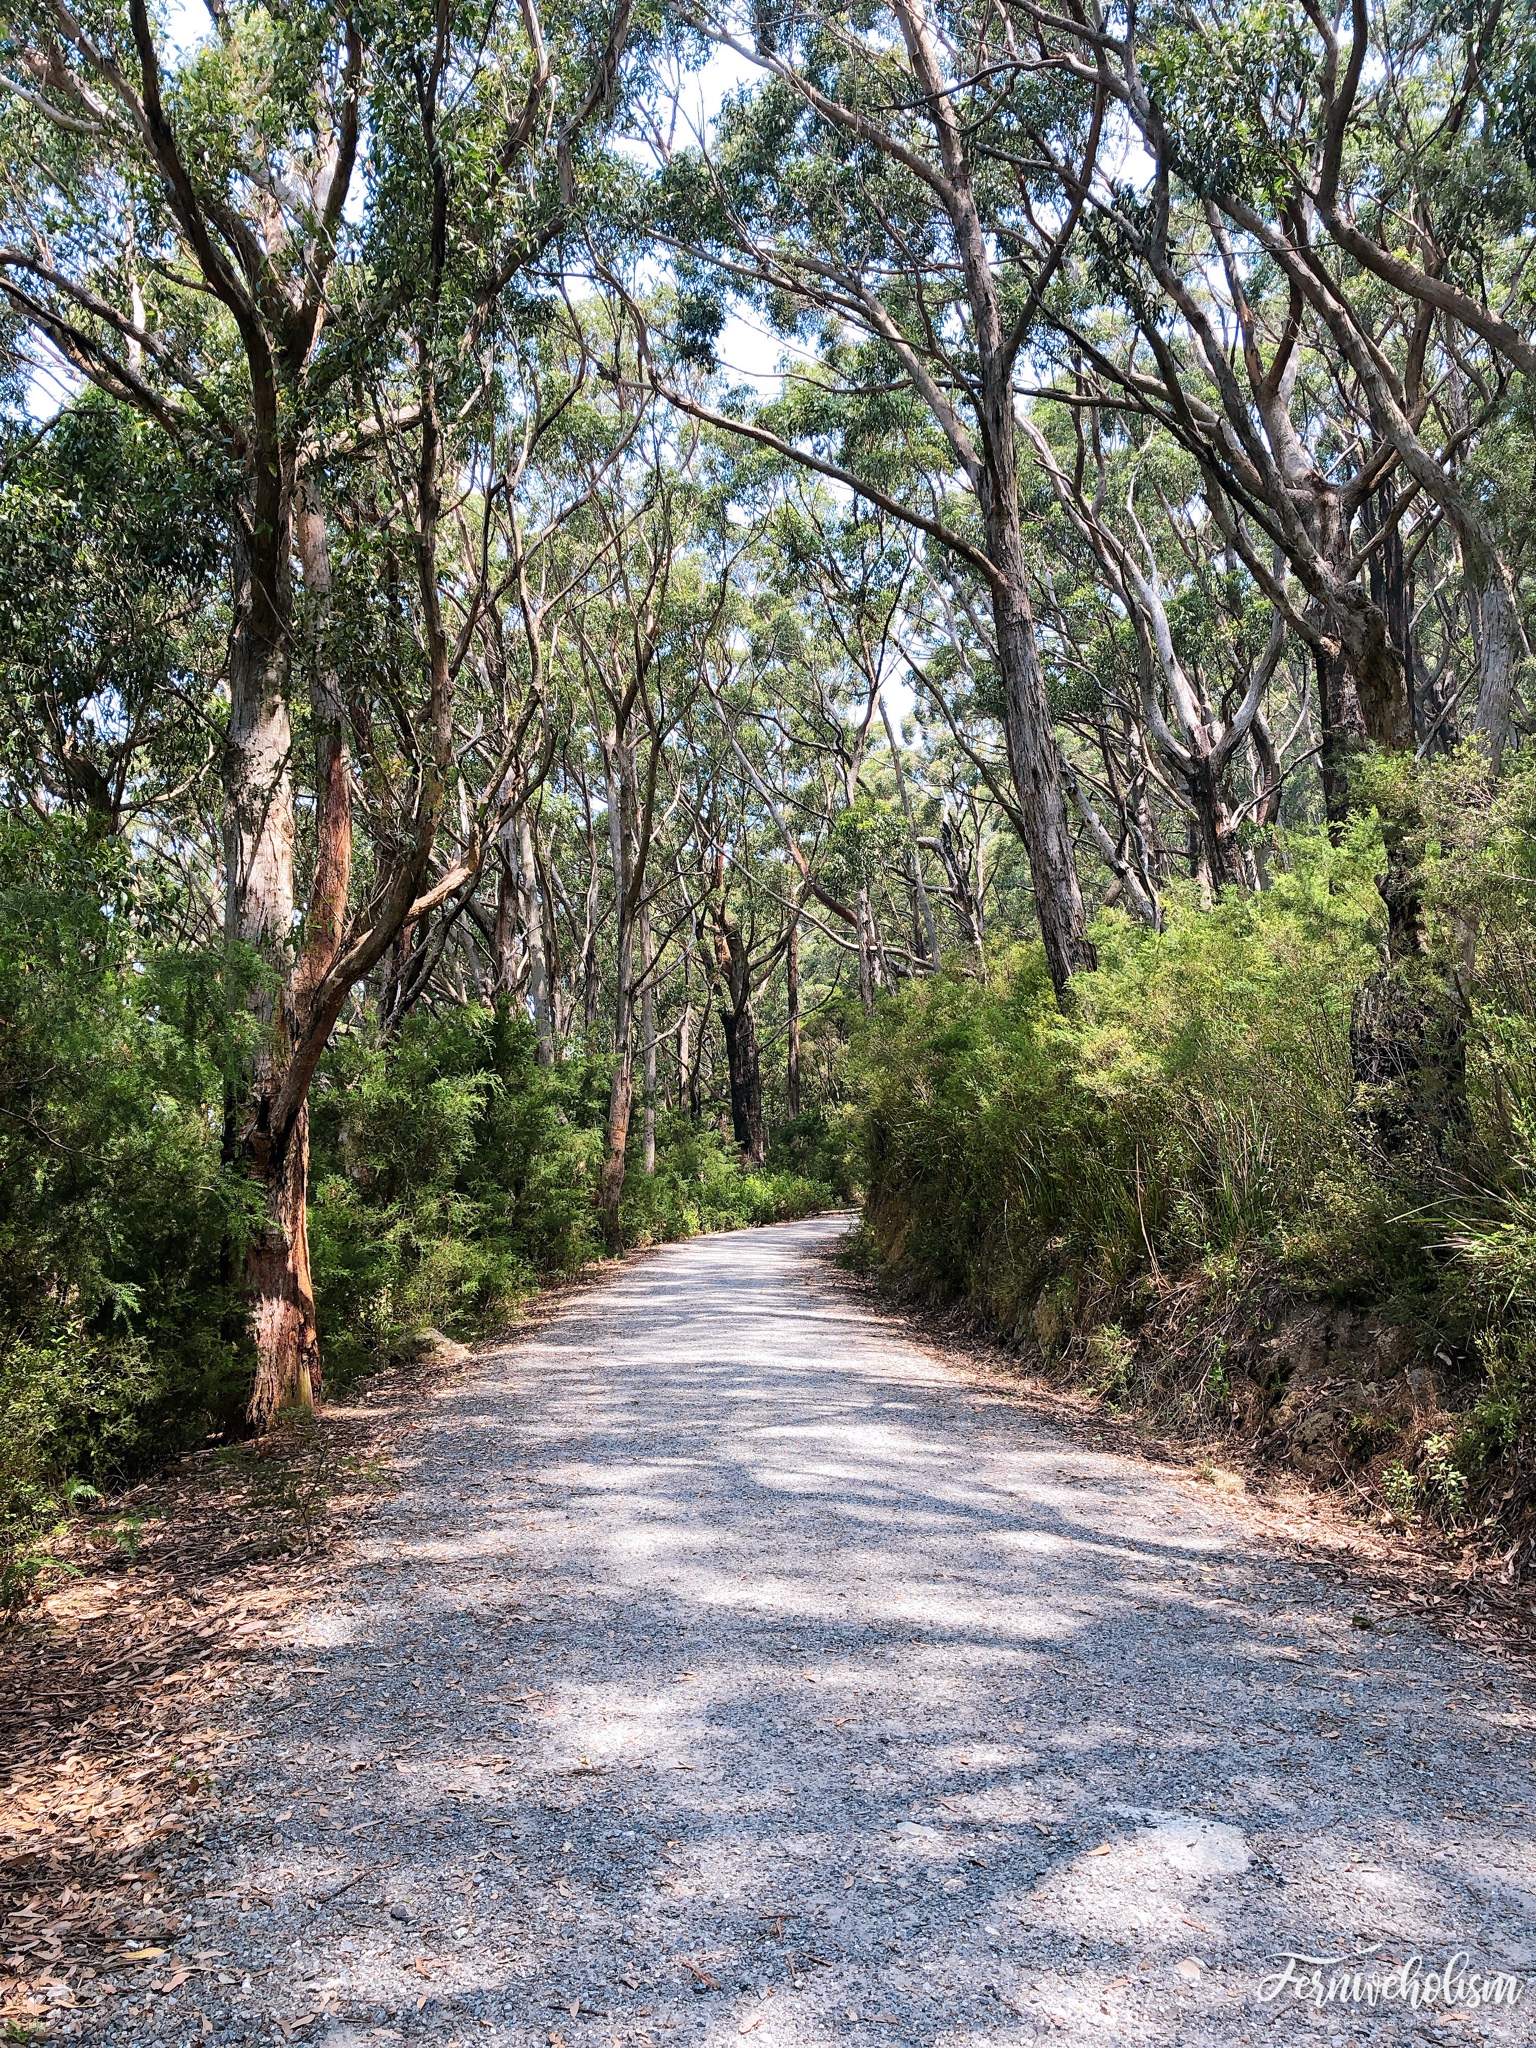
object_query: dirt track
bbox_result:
[58,1215,1536,2046]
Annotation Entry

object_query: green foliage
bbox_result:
[853,757,1536,1531]
[307,1006,833,1377]
[854,826,1384,1337]
[308,1007,602,1374]
[1382,1459,1418,1519]
[0,816,252,1596]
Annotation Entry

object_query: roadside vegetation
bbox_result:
[852,755,1536,1574]
[3,0,1536,1606]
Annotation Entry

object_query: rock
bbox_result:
[406,1327,471,1368]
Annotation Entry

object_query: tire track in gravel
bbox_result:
[69,1215,1536,2047]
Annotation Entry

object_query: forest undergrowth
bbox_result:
[849,754,1536,1605]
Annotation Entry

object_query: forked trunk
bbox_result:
[1188,751,1245,902]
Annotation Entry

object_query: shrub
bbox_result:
[0,819,251,1591]
[850,770,1536,1536]
[308,1009,834,1376]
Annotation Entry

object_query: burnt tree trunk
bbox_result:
[720,1001,767,1167]
[713,903,766,1167]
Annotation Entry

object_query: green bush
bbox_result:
[851,757,1536,1533]
[308,1007,602,1376]
[307,1009,833,1378]
[0,836,834,1594]
[855,822,1383,1330]
[0,819,251,1592]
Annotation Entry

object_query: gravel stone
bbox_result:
[60,1217,1536,2045]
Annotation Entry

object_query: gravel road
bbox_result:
[71,1215,1536,2046]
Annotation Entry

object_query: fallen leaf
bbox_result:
[120,1947,166,1961]
[1180,1917,1210,1932]
[1088,1844,1112,1857]
[681,1960,720,1990]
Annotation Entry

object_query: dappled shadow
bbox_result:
[165,1218,1536,2047]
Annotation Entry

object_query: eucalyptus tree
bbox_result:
[1021,413,1287,899]
[644,0,1103,996]
[0,0,635,1418]
[999,0,1535,776]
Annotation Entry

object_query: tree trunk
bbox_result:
[713,904,766,1166]
[992,567,1096,992]
[640,899,657,1174]
[516,806,555,1064]
[598,1056,633,1244]
[1188,750,1245,901]
[1316,642,1365,836]
[679,924,695,1113]
[720,1000,767,1166]
[227,489,322,1426]
[598,900,635,1243]
[890,0,1092,998]
[786,914,802,1119]
[580,844,602,1033]
[1469,550,1522,770]
[246,1103,320,1423]
[598,737,638,1244]
[493,848,520,996]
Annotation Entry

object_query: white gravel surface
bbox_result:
[71,1216,1536,2046]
